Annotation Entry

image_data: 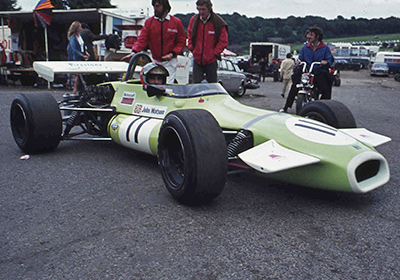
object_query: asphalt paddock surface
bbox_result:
[1,70,399,279]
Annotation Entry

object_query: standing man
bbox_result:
[259,57,267,82]
[187,0,228,83]
[80,23,108,61]
[279,53,295,97]
[298,26,333,99]
[121,0,186,84]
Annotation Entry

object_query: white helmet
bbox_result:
[140,62,169,85]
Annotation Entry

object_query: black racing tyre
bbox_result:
[296,94,308,115]
[334,77,341,87]
[394,73,400,82]
[298,100,357,129]
[157,109,228,205]
[10,92,62,153]
[235,82,246,97]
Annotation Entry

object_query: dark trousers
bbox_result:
[193,60,218,83]
[259,70,265,82]
[313,73,332,100]
[283,69,302,110]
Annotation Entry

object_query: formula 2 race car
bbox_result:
[10,53,391,205]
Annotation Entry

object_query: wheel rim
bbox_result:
[159,127,185,189]
[303,111,328,123]
[11,103,29,144]
[237,83,245,96]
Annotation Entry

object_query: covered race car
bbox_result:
[10,53,391,205]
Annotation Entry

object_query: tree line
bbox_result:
[175,13,400,52]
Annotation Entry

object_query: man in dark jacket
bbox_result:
[298,26,333,99]
[280,26,333,112]
[187,0,228,83]
[80,23,108,61]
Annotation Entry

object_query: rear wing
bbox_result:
[33,61,129,82]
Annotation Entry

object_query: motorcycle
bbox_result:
[295,61,321,115]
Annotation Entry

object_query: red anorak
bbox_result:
[188,14,228,65]
[132,15,186,61]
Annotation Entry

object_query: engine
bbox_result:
[82,84,115,106]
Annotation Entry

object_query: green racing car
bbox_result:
[10,53,391,205]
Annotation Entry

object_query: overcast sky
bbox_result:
[17,0,400,19]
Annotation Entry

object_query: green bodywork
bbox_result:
[105,79,388,193]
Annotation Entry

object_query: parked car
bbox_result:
[348,57,370,69]
[370,62,389,77]
[233,63,260,91]
[189,58,247,97]
[217,59,247,96]
[334,59,361,71]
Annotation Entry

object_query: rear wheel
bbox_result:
[235,82,246,97]
[157,109,228,205]
[298,100,356,128]
[334,77,341,86]
[10,92,62,153]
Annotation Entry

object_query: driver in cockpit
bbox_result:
[140,63,169,85]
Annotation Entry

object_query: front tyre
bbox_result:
[10,92,62,153]
[296,94,307,115]
[157,109,228,205]
[298,100,357,128]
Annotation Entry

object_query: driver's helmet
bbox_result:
[140,62,169,85]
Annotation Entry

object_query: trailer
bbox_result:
[249,42,291,73]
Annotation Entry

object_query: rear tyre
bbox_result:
[157,109,228,205]
[235,82,246,97]
[334,77,341,87]
[298,100,357,128]
[10,92,62,153]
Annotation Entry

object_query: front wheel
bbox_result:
[296,93,308,115]
[298,100,357,129]
[10,92,62,153]
[157,109,228,205]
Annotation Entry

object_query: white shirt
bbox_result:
[77,34,85,53]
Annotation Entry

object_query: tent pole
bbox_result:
[1,16,4,40]
[100,11,103,61]
[44,26,49,61]
[44,26,50,88]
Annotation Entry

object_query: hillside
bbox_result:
[175,13,400,55]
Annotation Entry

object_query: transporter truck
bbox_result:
[249,42,291,74]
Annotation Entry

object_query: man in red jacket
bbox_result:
[122,0,186,84]
[188,0,228,83]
